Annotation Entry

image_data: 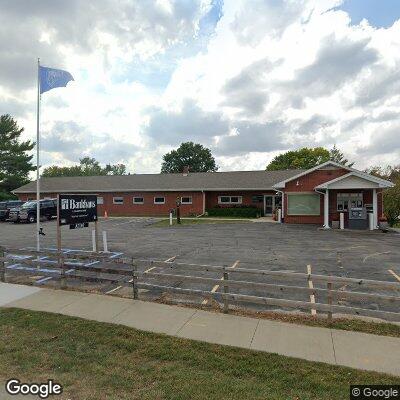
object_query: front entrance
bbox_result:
[264,195,282,216]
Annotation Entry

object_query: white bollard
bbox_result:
[102,231,108,253]
[278,208,282,223]
[169,211,173,226]
[92,229,96,252]
[369,212,374,230]
[339,212,344,230]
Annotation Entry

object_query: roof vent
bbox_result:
[182,166,189,176]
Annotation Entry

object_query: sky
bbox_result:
[1,0,400,174]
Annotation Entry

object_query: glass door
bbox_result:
[264,195,273,216]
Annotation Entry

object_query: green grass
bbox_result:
[150,218,252,227]
[0,308,397,400]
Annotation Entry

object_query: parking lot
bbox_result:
[1,217,399,316]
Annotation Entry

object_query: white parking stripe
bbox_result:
[202,260,240,305]
[388,269,400,282]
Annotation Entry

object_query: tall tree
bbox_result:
[161,142,218,173]
[266,147,330,171]
[0,115,35,199]
[329,145,354,167]
[42,157,127,177]
[365,165,400,182]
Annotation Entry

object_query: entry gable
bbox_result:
[315,172,394,189]
[273,161,351,189]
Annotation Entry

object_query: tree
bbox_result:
[161,142,218,173]
[329,145,354,167]
[0,114,35,199]
[266,147,330,171]
[365,165,400,183]
[42,157,127,177]
[383,184,400,226]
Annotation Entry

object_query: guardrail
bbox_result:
[0,247,399,323]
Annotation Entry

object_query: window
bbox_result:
[252,195,264,203]
[133,197,144,204]
[113,197,124,205]
[97,196,104,205]
[337,193,362,211]
[181,196,192,204]
[154,197,165,204]
[287,194,320,215]
[218,196,242,204]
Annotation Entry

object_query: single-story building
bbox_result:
[13,161,394,229]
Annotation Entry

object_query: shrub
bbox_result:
[206,205,260,218]
[384,182,400,226]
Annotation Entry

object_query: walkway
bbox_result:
[1,282,399,377]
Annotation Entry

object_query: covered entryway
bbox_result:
[315,172,393,230]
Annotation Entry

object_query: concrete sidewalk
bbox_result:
[1,282,399,377]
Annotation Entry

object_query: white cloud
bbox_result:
[1,0,400,175]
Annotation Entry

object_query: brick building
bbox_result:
[13,161,394,229]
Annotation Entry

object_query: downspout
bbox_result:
[315,188,329,229]
[274,189,285,220]
[197,190,206,217]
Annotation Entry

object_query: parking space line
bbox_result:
[202,260,240,305]
[363,251,391,263]
[106,256,175,294]
[388,269,400,282]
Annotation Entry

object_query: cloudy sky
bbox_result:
[1,0,400,173]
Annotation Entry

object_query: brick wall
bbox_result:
[17,191,204,217]
[205,191,276,211]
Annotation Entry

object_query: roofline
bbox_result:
[13,187,278,194]
[272,160,394,188]
[315,172,395,189]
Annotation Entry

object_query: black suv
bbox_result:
[9,199,57,223]
[0,200,25,221]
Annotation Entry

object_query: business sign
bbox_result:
[59,194,97,226]
[69,222,89,230]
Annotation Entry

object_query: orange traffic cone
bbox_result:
[104,210,108,219]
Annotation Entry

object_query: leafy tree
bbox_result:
[0,114,35,199]
[161,142,218,173]
[365,165,400,182]
[266,147,331,170]
[42,157,127,177]
[383,184,400,226]
[329,145,354,167]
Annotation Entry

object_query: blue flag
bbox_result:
[39,66,74,94]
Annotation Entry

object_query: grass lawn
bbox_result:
[0,308,397,400]
[150,218,252,227]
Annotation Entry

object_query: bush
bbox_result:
[206,205,260,218]
[384,182,400,226]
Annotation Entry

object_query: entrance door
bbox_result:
[264,195,274,216]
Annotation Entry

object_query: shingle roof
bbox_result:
[13,169,305,193]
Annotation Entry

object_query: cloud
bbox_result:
[144,99,230,145]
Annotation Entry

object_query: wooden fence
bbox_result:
[1,246,399,323]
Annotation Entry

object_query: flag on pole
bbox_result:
[39,66,74,94]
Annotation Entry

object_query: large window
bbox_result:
[287,193,320,215]
[154,197,165,204]
[251,195,264,203]
[218,196,242,204]
[337,193,363,211]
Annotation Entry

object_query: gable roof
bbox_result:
[13,169,305,194]
[315,171,394,189]
[272,161,394,189]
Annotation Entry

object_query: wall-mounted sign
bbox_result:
[59,194,97,226]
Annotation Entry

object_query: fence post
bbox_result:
[60,252,66,289]
[132,259,138,300]
[0,248,5,282]
[327,282,333,324]
[223,267,229,314]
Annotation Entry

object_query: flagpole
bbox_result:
[36,58,41,253]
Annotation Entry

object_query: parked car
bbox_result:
[9,199,57,223]
[0,200,25,221]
